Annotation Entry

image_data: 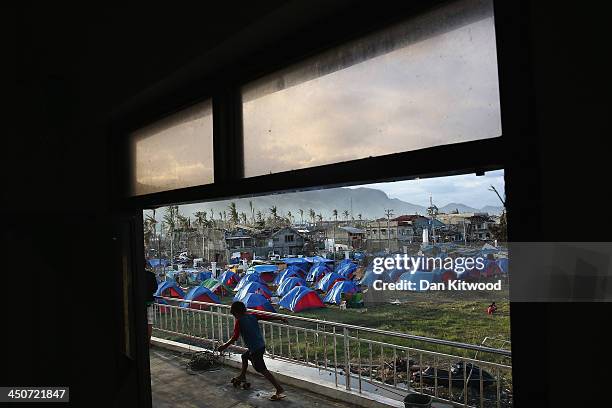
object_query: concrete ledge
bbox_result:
[152,337,404,408]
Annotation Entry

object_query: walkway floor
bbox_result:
[150,346,356,408]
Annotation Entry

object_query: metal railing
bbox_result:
[152,296,512,407]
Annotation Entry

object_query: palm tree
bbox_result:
[333,209,338,222]
[249,201,255,224]
[256,210,263,222]
[228,202,239,225]
[343,210,349,221]
[317,213,323,222]
[299,209,304,224]
[309,208,315,224]
[163,205,178,261]
[269,206,278,219]
[287,211,293,224]
[143,212,157,251]
[240,212,248,225]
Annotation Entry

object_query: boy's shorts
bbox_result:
[242,347,266,372]
[147,305,154,324]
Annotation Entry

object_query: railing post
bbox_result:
[344,327,351,391]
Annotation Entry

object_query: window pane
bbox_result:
[129,100,213,196]
[242,0,500,177]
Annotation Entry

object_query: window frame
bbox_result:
[109,1,540,406]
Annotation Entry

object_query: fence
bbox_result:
[152,296,512,407]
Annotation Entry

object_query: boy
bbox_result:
[217,301,288,401]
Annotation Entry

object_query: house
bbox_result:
[270,227,305,256]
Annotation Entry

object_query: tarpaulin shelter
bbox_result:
[316,272,345,292]
[306,263,330,283]
[278,286,325,312]
[281,257,310,272]
[276,276,307,297]
[359,259,395,287]
[241,293,276,313]
[218,270,240,287]
[180,286,220,309]
[233,282,272,301]
[323,280,359,304]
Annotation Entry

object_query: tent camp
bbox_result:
[180,286,220,309]
[233,282,273,301]
[281,258,310,272]
[274,265,306,285]
[316,272,345,292]
[218,270,240,287]
[306,263,330,283]
[241,293,275,313]
[276,276,307,297]
[323,280,359,304]
[278,286,325,312]
[155,281,185,299]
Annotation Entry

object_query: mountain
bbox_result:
[148,187,504,222]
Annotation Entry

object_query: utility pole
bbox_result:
[384,209,394,253]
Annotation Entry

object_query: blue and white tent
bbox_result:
[276,276,307,297]
[316,272,345,292]
[306,263,330,283]
[233,282,273,302]
[323,280,358,304]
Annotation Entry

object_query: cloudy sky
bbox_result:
[242,1,500,177]
[349,169,505,208]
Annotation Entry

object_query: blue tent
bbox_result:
[234,273,263,291]
[306,263,330,283]
[334,259,353,272]
[218,270,240,287]
[241,293,275,312]
[323,280,358,304]
[336,262,357,278]
[282,258,310,271]
[180,286,220,308]
[359,260,395,287]
[316,272,345,292]
[274,265,306,285]
[233,282,272,302]
[398,271,434,292]
[148,258,169,268]
[497,258,509,274]
[304,256,334,264]
[277,276,307,297]
[248,264,278,273]
[278,286,325,312]
[353,252,366,261]
[155,280,185,299]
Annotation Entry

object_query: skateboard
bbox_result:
[230,377,251,389]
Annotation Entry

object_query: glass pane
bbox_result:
[130,100,213,196]
[242,0,500,177]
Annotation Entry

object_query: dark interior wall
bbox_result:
[6,1,611,407]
